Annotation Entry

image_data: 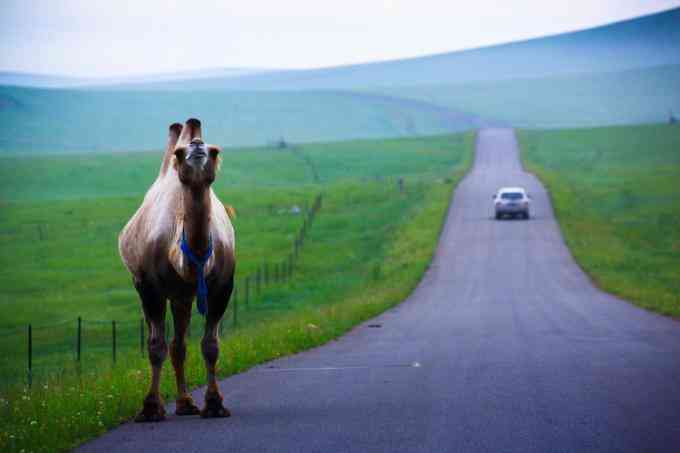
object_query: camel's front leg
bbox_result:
[134,278,168,422]
[200,280,233,418]
[170,300,200,415]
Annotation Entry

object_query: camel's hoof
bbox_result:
[175,396,200,416]
[134,397,166,423]
[200,392,231,418]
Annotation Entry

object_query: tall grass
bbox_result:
[519,124,680,316]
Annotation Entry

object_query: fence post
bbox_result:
[232,292,238,327]
[27,324,32,388]
[140,318,145,357]
[76,316,82,362]
[112,321,117,364]
[256,267,261,296]
[245,277,250,308]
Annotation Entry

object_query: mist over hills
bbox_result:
[378,64,680,129]
[1,7,678,153]
[0,87,490,153]
[0,68,270,89]
[83,7,680,92]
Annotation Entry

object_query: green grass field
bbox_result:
[519,124,680,317]
[0,132,473,452]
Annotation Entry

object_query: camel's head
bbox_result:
[173,119,221,189]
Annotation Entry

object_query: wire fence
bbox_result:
[3,193,323,390]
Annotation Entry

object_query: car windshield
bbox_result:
[500,192,523,200]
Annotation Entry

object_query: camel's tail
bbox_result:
[223,203,236,220]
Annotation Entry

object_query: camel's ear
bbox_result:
[168,123,182,149]
[174,146,187,166]
[208,145,221,159]
[178,118,202,145]
[208,145,221,171]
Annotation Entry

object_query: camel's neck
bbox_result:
[181,186,212,254]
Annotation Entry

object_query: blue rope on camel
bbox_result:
[179,230,213,316]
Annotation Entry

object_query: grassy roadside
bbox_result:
[0,133,473,452]
[519,124,680,317]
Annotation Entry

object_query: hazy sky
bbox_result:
[2,0,679,77]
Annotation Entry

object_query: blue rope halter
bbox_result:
[179,230,213,316]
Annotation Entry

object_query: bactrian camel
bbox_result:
[119,118,235,422]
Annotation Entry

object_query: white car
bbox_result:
[493,187,531,220]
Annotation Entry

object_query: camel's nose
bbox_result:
[187,142,208,166]
[188,148,207,160]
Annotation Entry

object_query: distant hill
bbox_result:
[376,64,680,128]
[0,68,270,89]
[0,86,489,153]
[0,72,91,89]
[78,7,680,91]
[1,7,678,153]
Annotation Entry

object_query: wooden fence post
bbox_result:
[245,277,250,307]
[27,324,32,388]
[232,292,238,327]
[256,267,261,296]
[76,316,82,362]
[112,321,117,364]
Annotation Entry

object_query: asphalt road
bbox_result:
[79,129,680,453]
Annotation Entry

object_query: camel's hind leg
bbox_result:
[134,277,168,422]
[169,299,200,416]
[200,277,234,418]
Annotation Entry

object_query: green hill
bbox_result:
[0,87,486,153]
[376,64,680,128]
[2,8,678,153]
